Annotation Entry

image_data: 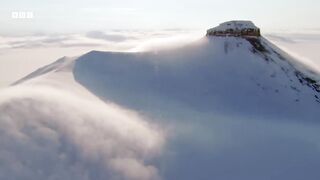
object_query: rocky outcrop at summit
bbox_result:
[207,20,261,37]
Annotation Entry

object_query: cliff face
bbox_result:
[207,20,261,37]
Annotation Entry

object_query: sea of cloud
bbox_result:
[0,84,165,180]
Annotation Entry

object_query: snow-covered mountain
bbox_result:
[73,31,320,121]
[1,21,320,180]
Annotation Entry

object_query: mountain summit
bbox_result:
[207,20,261,37]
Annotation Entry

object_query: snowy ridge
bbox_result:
[12,56,75,85]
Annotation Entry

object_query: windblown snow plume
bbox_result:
[0,84,165,180]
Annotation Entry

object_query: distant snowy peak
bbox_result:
[207,20,260,37]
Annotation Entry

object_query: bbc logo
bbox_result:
[12,11,34,19]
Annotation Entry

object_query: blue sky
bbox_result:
[1,0,320,35]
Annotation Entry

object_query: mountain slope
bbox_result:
[73,35,320,121]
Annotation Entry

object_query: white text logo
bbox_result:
[12,11,34,19]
